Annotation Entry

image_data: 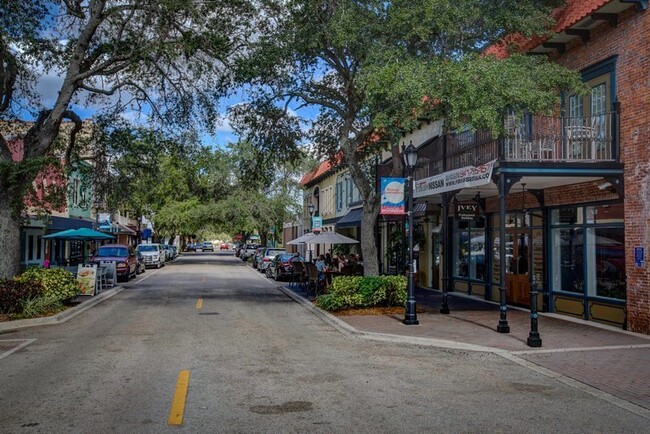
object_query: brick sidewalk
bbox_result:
[286,284,650,412]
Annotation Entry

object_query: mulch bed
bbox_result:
[332,306,426,316]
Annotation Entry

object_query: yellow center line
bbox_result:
[196,298,203,310]
[167,370,191,426]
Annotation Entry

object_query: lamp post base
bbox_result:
[440,306,450,314]
[403,301,419,325]
[403,318,420,325]
[527,333,542,347]
[497,321,510,333]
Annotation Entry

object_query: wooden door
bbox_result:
[506,232,531,306]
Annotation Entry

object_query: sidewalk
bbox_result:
[280,283,650,416]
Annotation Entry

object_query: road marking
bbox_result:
[167,370,191,426]
[196,298,203,309]
[0,339,37,360]
[132,267,162,284]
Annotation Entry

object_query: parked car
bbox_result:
[202,241,214,252]
[162,244,175,261]
[91,244,138,281]
[266,253,303,281]
[234,243,245,257]
[251,246,267,268]
[185,243,196,252]
[220,242,229,250]
[170,245,179,259]
[241,244,258,261]
[136,243,165,268]
[135,251,146,275]
[257,248,286,272]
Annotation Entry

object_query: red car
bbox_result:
[220,243,229,250]
[91,244,138,281]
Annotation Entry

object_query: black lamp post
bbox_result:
[308,202,315,262]
[402,140,419,325]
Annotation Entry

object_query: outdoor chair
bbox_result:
[289,260,305,289]
[303,262,321,298]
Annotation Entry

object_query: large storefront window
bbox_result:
[453,218,485,281]
[551,203,625,301]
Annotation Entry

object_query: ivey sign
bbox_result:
[414,159,497,198]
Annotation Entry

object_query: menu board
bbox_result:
[77,265,97,296]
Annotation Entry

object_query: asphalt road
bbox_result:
[0,252,647,433]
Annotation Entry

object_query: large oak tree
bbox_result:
[0,0,255,278]
[232,0,582,276]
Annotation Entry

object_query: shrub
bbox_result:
[13,295,65,319]
[16,267,81,302]
[315,275,408,311]
[0,279,44,314]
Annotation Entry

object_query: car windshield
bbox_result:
[97,247,128,257]
[278,254,296,261]
[267,250,285,257]
[137,245,158,252]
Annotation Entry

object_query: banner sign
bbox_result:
[380,177,405,215]
[414,159,497,198]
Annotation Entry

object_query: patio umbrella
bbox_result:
[44,228,115,240]
[309,231,359,245]
[43,229,80,239]
[286,232,317,245]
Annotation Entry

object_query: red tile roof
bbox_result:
[300,152,343,186]
[485,0,611,58]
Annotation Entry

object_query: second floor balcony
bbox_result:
[442,112,619,174]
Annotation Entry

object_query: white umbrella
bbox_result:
[286,232,317,245]
[309,231,359,245]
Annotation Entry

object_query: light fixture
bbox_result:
[402,140,418,170]
[308,203,315,216]
[597,181,612,190]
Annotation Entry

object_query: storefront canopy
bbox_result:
[337,208,363,228]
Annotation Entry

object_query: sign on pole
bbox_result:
[380,177,405,215]
[312,216,323,233]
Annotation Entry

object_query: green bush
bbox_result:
[13,295,64,319]
[0,279,44,314]
[16,267,81,302]
[315,275,407,311]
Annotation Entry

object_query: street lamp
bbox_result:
[308,202,315,262]
[402,140,419,325]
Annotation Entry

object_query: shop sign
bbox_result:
[380,177,405,215]
[457,204,479,221]
[635,246,645,267]
[414,159,496,198]
[312,216,322,233]
[77,265,97,296]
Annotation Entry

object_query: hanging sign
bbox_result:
[380,177,405,215]
[414,159,497,198]
[312,216,322,233]
[457,204,479,221]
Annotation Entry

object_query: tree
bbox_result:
[0,0,254,278]
[232,0,582,276]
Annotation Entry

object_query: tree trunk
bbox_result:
[0,193,22,279]
[360,199,380,276]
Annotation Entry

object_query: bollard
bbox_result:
[527,275,542,347]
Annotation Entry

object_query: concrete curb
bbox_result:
[0,286,124,334]
[275,284,650,420]
[275,284,504,354]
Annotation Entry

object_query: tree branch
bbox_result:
[63,109,83,168]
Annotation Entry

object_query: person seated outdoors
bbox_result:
[315,255,327,287]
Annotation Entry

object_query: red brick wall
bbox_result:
[553,7,649,333]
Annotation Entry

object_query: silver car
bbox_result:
[257,248,286,272]
[136,243,165,268]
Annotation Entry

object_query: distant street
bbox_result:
[0,251,647,433]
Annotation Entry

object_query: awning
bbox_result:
[116,223,136,235]
[48,216,93,231]
[336,208,363,228]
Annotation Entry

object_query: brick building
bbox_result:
[399,0,648,333]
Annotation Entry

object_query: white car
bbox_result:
[136,243,165,268]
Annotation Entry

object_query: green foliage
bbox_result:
[16,267,81,302]
[315,275,407,311]
[13,295,64,320]
[0,279,44,314]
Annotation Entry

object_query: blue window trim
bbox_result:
[548,201,626,317]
